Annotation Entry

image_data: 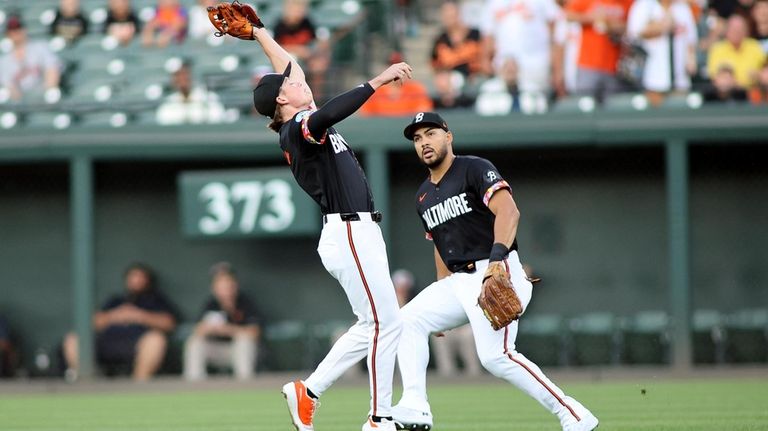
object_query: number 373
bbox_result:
[198,180,295,235]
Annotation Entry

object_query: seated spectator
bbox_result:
[430,2,482,109]
[749,58,768,102]
[184,263,261,381]
[273,0,330,100]
[432,325,481,377]
[483,0,563,96]
[752,0,768,52]
[62,263,178,381]
[475,60,520,116]
[431,1,482,80]
[707,14,766,88]
[0,315,18,378]
[50,0,89,44]
[359,53,434,116]
[188,0,217,40]
[142,0,188,48]
[432,69,476,110]
[0,15,62,102]
[392,269,415,308]
[627,0,698,106]
[105,0,141,46]
[156,63,225,125]
[566,0,633,102]
[703,63,749,102]
[555,0,583,96]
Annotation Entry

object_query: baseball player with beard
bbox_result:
[392,112,599,431]
[206,3,411,430]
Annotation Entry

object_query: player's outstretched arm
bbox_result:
[305,62,414,138]
[488,190,520,251]
[250,27,307,86]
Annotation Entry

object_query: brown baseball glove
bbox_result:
[207,1,264,40]
[478,261,523,330]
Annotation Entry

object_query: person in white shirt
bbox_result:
[627,0,698,106]
[481,0,564,95]
[156,63,225,125]
[187,0,217,40]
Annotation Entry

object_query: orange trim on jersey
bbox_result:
[483,180,510,206]
[301,111,327,145]
[425,232,433,241]
[346,221,380,416]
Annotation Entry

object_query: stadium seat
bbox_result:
[621,310,670,364]
[550,95,596,114]
[692,309,726,364]
[262,320,310,371]
[724,308,768,363]
[567,312,621,366]
[517,313,567,366]
[604,93,650,112]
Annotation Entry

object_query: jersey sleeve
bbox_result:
[467,158,510,207]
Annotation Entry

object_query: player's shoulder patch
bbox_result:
[485,170,500,182]
[295,110,312,123]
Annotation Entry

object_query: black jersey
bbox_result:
[279,109,374,215]
[415,155,517,273]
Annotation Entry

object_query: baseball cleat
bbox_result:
[281,380,318,431]
[564,412,598,431]
[362,416,397,431]
[392,405,433,431]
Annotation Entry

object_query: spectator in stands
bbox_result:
[105,0,141,46]
[703,63,749,102]
[430,2,481,109]
[273,0,330,101]
[50,0,89,44]
[0,15,62,102]
[184,262,261,381]
[156,62,225,125]
[708,14,766,88]
[0,314,18,378]
[432,1,482,80]
[482,0,563,97]
[566,0,633,102]
[188,0,217,40]
[627,0,699,106]
[752,0,768,52]
[62,263,178,381]
[432,69,476,109]
[555,0,583,96]
[142,0,188,48]
[749,58,768,102]
[475,59,520,116]
[360,52,433,116]
[432,325,482,377]
[392,269,415,308]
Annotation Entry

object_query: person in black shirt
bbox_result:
[703,64,749,103]
[228,16,411,431]
[49,0,89,44]
[62,263,177,381]
[392,112,599,431]
[104,0,141,46]
[183,263,261,380]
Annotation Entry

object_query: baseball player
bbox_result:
[392,112,599,431]
[206,3,408,431]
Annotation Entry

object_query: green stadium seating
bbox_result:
[724,308,768,363]
[621,310,670,364]
[692,309,726,364]
[517,313,567,367]
[567,312,621,366]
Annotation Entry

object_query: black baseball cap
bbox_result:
[403,112,449,140]
[252,62,292,119]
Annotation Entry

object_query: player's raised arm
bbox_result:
[207,1,307,84]
[304,62,413,138]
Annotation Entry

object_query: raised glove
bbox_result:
[207,1,264,40]
[478,261,523,330]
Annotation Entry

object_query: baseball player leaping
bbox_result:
[207,3,410,431]
[393,112,599,431]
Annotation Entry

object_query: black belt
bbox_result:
[323,211,382,224]
[452,261,477,274]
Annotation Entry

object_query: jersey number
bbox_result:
[198,180,295,235]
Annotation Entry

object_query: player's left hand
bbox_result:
[208,1,264,40]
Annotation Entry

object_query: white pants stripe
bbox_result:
[305,216,401,418]
[397,252,588,428]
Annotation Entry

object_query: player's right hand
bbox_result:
[379,62,413,86]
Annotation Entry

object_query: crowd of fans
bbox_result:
[1,0,767,126]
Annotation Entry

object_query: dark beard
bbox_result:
[422,147,446,168]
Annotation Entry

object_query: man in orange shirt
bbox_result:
[566,0,633,101]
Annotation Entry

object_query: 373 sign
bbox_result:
[178,168,319,238]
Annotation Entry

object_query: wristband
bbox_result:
[488,242,509,262]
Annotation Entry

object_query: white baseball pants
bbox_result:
[304,213,402,418]
[397,252,591,428]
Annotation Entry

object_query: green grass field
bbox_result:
[1,379,767,431]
